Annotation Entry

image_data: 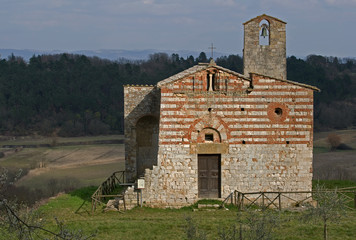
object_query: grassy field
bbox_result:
[4,181,353,240]
[0,136,125,194]
[0,135,124,146]
[0,130,355,191]
[313,129,356,181]
[1,133,356,239]
[314,129,356,149]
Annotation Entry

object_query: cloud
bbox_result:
[260,0,319,9]
[212,0,237,7]
[142,0,154,4]
[325,0,356,6]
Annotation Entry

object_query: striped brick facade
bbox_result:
[123,15,319,208]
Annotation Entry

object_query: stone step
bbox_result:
[197,204,220,209]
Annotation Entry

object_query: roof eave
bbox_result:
[250,72,320,92]
[157,64,251,88]
[243,14,287,25]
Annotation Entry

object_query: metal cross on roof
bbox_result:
[208,43,216,59]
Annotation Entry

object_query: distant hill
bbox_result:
[0,48,230,61]
[0,52,355,136]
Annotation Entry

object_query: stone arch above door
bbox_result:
[187,116,230,154]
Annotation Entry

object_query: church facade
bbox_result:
[124,14,319,207]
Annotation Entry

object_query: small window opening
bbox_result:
[275,108,283,116]
[241,108,245,111]
[242,140,246,144]
[259,19,270,46]
[208,108,212,112]
[286,141,290,145]
[205,134,214,142]
[192,76,195,91]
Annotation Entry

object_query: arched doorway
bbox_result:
[136,115,159,177]
[197,128,222,198]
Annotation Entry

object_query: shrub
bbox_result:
[326,133,341,150]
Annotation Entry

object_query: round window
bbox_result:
[267,103,288,122]
[274,108,283,116]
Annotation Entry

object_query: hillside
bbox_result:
[0,48,230,61]
[313,130,356,181]
[0,135,125,204]
[0,53,355,136]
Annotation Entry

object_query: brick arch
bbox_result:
[187,115,231,143]
[197,127,221,143]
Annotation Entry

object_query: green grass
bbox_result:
[70,186,99,201]
[313,146,329,154]
[313,179,356,189]
[313,180,356,209]
[34,194,356,240]
[24,180,355,240]
[2,181,356,240]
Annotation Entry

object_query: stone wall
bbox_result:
[124,85,160,181]
[127,143,312,208]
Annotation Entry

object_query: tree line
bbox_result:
[0,52,355,136]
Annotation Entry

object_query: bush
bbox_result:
[327,133,341,150]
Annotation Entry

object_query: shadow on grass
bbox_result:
[69,186,98,201]
[312,179,356,189]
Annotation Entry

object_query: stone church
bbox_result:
[124,14,319,207]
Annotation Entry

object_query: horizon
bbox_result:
[0,48,355,63]
[1,1,356,58]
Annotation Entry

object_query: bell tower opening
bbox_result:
[259,19,270,46]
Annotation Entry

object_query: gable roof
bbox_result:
[156,60,320,92]
[243,14,287,25]
[250,72,320,92]
[157,60,249,87]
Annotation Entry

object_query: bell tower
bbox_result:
[243,14,287,80]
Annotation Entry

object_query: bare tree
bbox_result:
[0,168,95,240]
[304,184,347,240]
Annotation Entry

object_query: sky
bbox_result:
[1,0,356,58]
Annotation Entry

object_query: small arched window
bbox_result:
[259,19,270,46]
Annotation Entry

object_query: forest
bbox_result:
[0,52,355,136]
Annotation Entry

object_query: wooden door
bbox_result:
[198,154,220,198]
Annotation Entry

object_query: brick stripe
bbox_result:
[159,140,311,145]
